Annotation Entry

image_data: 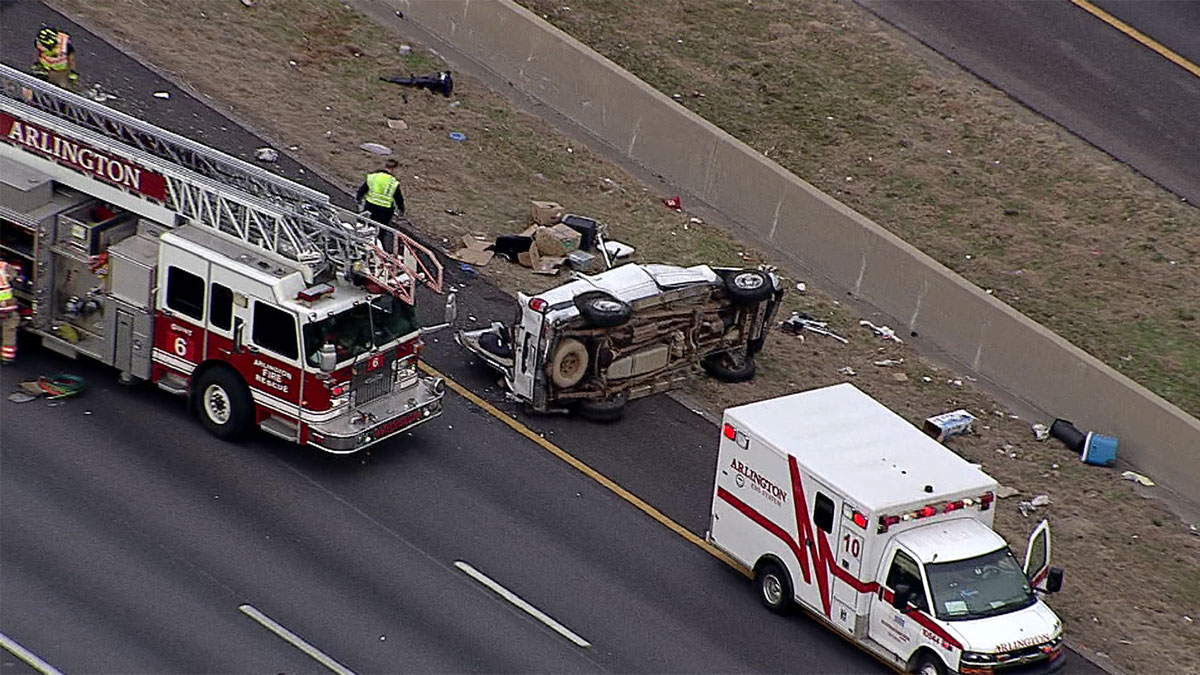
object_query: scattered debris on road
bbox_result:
[781,312,848,343]
[380,70,454,98]
[359,142,392,155]
[922,409,976,442]
[1121,471,1156,487]
[859,320,902,343]
[254,147,279,162]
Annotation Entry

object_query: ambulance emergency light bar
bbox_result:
[877,491,994,534]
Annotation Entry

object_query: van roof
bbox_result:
[724,383,996,512]
[894,517,1007,564]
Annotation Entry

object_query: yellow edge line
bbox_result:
[420,361,749,575]
[422,361,904,672]
[1070,0,1200,79]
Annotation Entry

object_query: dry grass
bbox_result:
[54,0,1200,671]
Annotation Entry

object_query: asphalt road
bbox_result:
[855,0,1200,207]
[1,1,1100,673]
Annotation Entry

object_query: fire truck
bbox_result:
[0,64,451,452]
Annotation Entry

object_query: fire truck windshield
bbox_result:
[925,548,1036,621]
[302,295,419,367]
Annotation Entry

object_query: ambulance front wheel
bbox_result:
[194,366,254,440]
[755,560,793,614]
[911,651,946,675]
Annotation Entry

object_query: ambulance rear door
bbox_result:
[830,498,872,636]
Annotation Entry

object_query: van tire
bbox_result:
[575,291,632,328]
[755,561,793,614]
[911,652,946,675]
[550,338,589,389]
[723,269,773,305]
[576,393,627,423]
[702,350,757,383]
[193,366,254,440]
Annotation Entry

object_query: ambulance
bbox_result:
[707,384,1066,675]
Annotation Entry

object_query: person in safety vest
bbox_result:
[356,159,405,225]
[356,159,406,253]
[33,26,78,89]
[0,260,20,365]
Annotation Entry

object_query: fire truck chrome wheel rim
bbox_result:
[203,384,232,425]
[592,299,624,313]
[761,574,783,606]
[733,272,765,290]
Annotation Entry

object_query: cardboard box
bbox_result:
[530,200,565,226]
[534,223,582,257]
[517,241,564,274]
[922,409,977,442]
[448,234,494,267]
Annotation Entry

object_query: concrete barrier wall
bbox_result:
[392,0,1200,501]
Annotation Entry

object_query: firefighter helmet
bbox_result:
[38,27,59,47]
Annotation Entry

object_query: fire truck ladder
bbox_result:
[0,64,442,304]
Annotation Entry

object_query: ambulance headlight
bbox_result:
[961,651,998,665]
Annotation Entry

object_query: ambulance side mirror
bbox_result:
[891,584,913,611]
[1045,567,1064,594]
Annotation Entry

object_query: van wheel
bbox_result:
[574,291,632,328]
[550,338,589,389]
[702,349,757,383]
[723,269,773,305]
[912,652,946,675]
[576,393,627,423]
[756,561,793,614]
[193,367,254,440]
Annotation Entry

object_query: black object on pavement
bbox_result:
[1049,418,1087,452]
[381,71,454,98]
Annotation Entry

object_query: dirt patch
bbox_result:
[50,0,1200,671]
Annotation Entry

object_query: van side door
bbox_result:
[867,543,928,663]
[1023,519,1053,590]
[509,306,543,401]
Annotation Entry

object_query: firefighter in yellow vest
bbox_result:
[33,26,78,89]
[356,159,406,226]
[356,159,406,252]
[0,260,20,365]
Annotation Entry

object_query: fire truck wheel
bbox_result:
[755,560,793,614]
[574,291,631,328]
[702,350,757,383]
[550,338,589,389]
[194,367,254,439]
[912,652,946,675]
[576,393,627,423]
[723,270,774,305]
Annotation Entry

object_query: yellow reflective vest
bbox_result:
[37,32,71,72]
[364,172,400,208]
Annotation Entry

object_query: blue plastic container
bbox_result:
[1080,433,1119,466]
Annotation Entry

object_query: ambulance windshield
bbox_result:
[302,295,419,367]
[925,548,1035,621]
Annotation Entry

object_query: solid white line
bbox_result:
[238,604,357,675]
[0,631,65,675]
[453,561,591,649]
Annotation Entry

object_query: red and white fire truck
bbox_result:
[708,384,1066,675]
[0,64,450,452]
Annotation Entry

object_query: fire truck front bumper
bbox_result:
[306,374,445,453]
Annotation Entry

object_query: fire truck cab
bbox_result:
[708,384,1066,675]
